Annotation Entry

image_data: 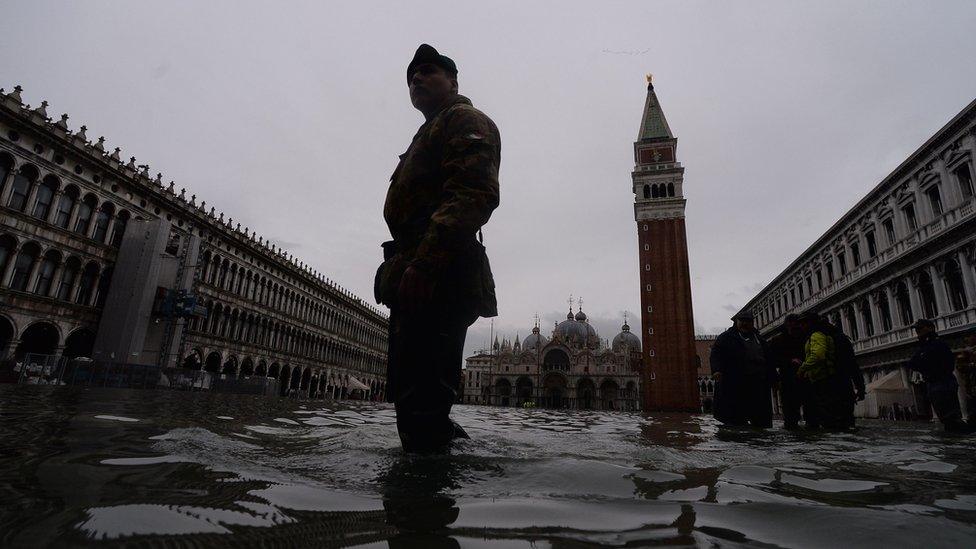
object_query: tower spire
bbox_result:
[638,73,674,142]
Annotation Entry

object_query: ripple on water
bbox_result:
[4,387,976,548]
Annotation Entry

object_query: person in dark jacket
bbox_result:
[821,318,865,428]
[907,319,971,433]
[710,311,775,427]
[376,44,500,453]
[770,314,809,429]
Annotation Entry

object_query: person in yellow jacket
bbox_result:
[795,312,847,429]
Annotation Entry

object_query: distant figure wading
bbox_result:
[375,44,500,453]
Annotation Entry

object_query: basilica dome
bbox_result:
[612,322,641,353]
[522,326,549,351]
[554,310,599,346]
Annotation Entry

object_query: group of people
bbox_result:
[710,310,973,433]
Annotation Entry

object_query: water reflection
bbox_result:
[2,385,976,547]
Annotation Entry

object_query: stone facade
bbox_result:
[0,85,387,399]
[632,78,700,411]
[742,97,976,418]
[462,310,642,411]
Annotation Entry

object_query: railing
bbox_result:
[851,306,976,353]
[760,197,976,332]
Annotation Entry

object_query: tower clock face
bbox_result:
[638,146,674,165]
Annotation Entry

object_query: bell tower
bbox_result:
[632,76,699,412]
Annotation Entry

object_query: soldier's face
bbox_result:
[409,63,458,114]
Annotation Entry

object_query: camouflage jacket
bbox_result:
[377,94,500,316]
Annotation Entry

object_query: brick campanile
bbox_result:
[632,76,700,412]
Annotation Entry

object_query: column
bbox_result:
[0,244,19,286]
[884,285,898,328]
[908,276,924,321]
[46,190,63,224]
[957,249,976,307]
[47,258,65,298]
[0,164,14,205]
[23,182,41,216]
[24,255,44,293]
[66,201,81,233]
[928,264,949,316]
[2,339,20,360]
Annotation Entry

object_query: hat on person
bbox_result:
[731,310,754,321]
[912,318,935,329]
[407,44,458,83]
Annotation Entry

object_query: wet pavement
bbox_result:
[1,385,975,547]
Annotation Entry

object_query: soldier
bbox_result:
[770,314,808,429]
[375,44,500,453]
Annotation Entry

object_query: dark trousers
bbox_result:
[928,378,965,431]
[780,375,806,428]
[715,374,772,428]
[807,375,850,430]
[387,304,476,453]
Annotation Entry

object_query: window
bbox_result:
[860,299,874,337]
[32,177,57,220]
[643,185,650,199]
[644,244,649,251]
[882,218,896,246]
[826,260,835,283]
[54,191,75,229]
[956,164,974,200]
[838,253,847,276]
[7,169,34,212]
[878,293,893,332]
[903,203,918,231]
[10,245,39,291]
[645,264,650,271]
[944,260,968,312]
[92,205,113,243]
[845,305,859,341]
[33,253,58,296]
[925,186,943,217]
[74,196,96,235]
[851,243,861,267]
[645,284,652,291]
[865,232,877,258]
[816,270,823,289]
[917,271,939,319]
[895,282,913,326]
[805,276,813,296]
[76,263,99,305]
[56,259,80,300]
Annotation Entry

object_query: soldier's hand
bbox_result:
[398,265,434,315]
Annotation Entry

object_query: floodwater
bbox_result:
[1,387,975,548]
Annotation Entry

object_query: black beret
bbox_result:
[731,310,754,321]
[407,44,458,83]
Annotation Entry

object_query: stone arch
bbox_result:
[182,348,204,370]
[515,376,533,405]
[63,327,96,359]
[543,348,571,372]
[600,379,619,410]
[76,261,100,305]
[495,378,512,406]
[222,355,238,376]
[543,373,568,408]
[0,233,17,283]
[289,366,302,396]
[205,351,222,372]
[240,357,254,378]
[577,377,596,409]
[269,362,281,379]
[91,201,116,243]
[256,359,268,376]
[279,364,292,396]
[667,182,675,197]
[15,321,60,359]
[643,185,650,199]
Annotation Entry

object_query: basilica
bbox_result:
[462,305,642,411]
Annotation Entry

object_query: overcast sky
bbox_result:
[3,1,976,356]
